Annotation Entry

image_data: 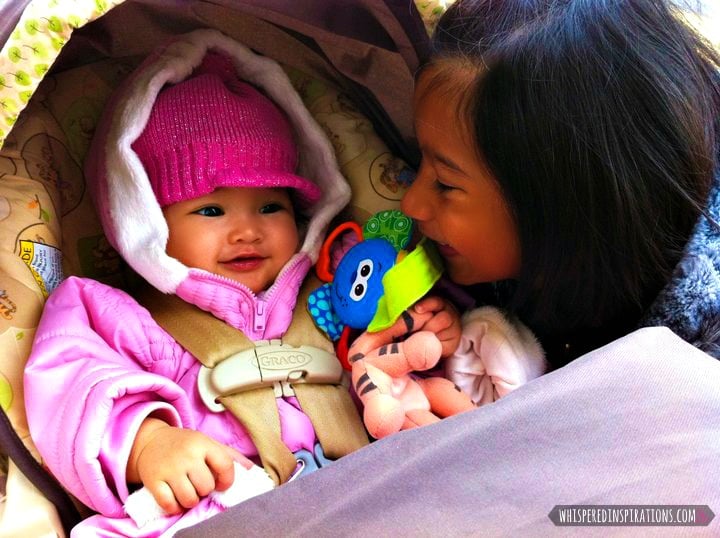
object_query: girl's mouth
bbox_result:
[435,242,459,257]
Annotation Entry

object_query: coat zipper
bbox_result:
[254,300,266,334]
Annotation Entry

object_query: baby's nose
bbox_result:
[229,219,262,242]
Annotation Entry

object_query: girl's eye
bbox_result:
[433,179,457,193]
[194,206,224,217]
[260,203,284,214]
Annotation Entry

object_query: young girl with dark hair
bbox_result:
[402,0,720,367]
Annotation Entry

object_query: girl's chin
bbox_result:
[445,270,475,286]
[446,261,519,285]
[443,261,473,285]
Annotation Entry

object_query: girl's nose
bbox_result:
[400,164,433,222]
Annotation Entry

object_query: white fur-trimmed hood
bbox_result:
[85,29,350,294]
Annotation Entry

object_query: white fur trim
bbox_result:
[447,306,547,405]
[210,464,275,507]
[124,485,167,528]
[461,306,545,363]
[102,29,350,293]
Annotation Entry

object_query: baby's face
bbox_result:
[163,187,300,293]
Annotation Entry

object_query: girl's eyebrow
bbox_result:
[419,142,467,175]
[435,152,465,175]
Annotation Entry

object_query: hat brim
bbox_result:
[213,168,323,209]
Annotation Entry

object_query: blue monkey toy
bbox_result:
[329,237,398,329]
[309,210,443,368]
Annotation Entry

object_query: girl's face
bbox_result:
[163,187,299,293]
[401,71,521,285]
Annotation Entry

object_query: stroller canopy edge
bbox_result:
[0,0,126,148]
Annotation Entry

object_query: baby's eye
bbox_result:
[260,203,284,214]
[194,206,224,217]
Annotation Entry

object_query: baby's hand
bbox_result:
[127,418,252,515]
[412,296,462,357]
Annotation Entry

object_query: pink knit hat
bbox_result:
[132,52,322,208]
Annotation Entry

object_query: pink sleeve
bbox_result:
[24,277,194,516]
[100,398,183,501]
[444,306,548,405]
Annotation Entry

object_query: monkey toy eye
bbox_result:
[349,259,373,302]
[352,283,365,299]
[359,262,372,278]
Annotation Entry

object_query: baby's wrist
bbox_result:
[127,417,172,483]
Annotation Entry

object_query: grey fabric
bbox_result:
[642,173,720,358]
[178,326,720,537]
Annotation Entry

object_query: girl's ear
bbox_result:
[315,221,364,282]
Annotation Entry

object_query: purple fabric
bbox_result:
[0,407,82,532]
[0,0,31,48]
[62,0,423,162]
[206,0,428,63]
[178,327,720,536]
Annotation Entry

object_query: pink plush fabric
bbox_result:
[132,52,321,208]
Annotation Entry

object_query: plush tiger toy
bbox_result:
[347,307,474,439]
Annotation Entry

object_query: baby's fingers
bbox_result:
[227,445,254,470]
[168,475,200,510]
[187,465,216,499]
[148,481,182,515]
[205,446,250,492]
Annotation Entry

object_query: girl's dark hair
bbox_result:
[431,0,720,348]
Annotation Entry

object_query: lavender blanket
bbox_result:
[178,326,720,536]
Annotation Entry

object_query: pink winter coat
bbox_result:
[25,267,315,536]
[24,30,351,537]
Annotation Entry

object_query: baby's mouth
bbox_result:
[221,255,265,271]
